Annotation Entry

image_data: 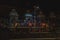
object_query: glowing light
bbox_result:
[42,23,46,26]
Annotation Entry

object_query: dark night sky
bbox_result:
[0,0,60,9]
[0,0,60,16]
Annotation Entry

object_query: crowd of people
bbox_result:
[0,5,56,32]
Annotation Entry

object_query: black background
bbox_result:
[0,0,60,16]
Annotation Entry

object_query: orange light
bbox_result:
[15,23,18,27]
[42,23,46,26]
[28,22,32,27]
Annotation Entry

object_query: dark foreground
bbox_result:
[10,38,60,40]
[0,28,60,40]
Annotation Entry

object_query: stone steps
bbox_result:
[10,38,56,40]
[9,32,56,38]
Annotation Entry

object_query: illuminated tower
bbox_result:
[9,9,19,27]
